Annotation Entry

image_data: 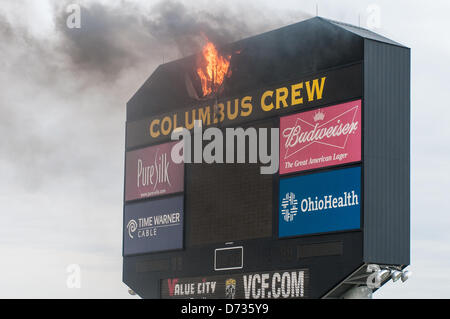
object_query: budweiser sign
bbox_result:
[279,100,361,174]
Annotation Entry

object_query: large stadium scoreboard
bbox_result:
[123,17,410,299]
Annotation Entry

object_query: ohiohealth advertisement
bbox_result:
[279,166,361,237]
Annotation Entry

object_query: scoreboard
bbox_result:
[123,17,410,299]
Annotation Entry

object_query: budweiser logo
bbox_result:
[313,110,325,122]
[282,105,359,159]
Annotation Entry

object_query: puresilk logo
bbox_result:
[137,149,171,190]
[127,219,138,239]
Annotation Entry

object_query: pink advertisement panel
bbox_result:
[125,141,184,201]
[280,99,361,175]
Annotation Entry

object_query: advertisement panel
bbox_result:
[161,268,309,299]
[123,195,184,256]
[279,166,361,238]
[280,100,361,175]
[125,141,184,202]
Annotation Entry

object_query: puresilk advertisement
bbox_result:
[125,141,184,202]
[279,166,361,237]
[125,142,184,201]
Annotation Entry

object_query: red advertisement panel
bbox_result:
[125,141,184,201]
[280,100,361,174]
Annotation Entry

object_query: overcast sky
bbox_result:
[0,0,448,299]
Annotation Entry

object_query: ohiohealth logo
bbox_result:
[281,192,298,222]
[127,219,138,238]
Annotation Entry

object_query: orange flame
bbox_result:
[196,40,231,97]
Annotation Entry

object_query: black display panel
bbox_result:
[186,163,273,246]
[185,120,275,247]
[215,246,243,271]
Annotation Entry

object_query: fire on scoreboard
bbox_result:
[123,17,410,299]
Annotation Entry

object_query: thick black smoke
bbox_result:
[55,0,310,81]
[0,0,309,191]
[0,14,11,39]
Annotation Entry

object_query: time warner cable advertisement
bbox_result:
[1,0,449,311]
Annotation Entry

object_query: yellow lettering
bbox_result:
[185,110,196,130]
[214,103,225,124]
[291,83,303,106]
[305,77,326,102]
[199,106,211,126]
[217,103,225,122]
[241,96,253,117]
[173,114,178,131]
[150,119,160,138]
[261,90,274,112]
[227,100,239,120]
[276,87,289,109]
[161,116,172,136]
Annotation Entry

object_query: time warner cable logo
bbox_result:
[127,219,138,238]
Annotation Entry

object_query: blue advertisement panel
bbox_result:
[124,195,184,256]
[279,167,361,238]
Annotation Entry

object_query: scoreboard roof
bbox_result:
[126,17,406,122]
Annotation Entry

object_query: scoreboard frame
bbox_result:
[123,17,410,299]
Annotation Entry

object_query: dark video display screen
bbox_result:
[185,120,275,246]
